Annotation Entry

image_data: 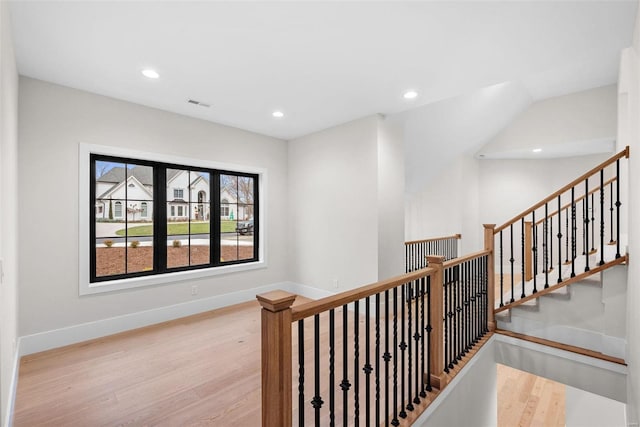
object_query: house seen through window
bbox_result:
[91,154,259,283]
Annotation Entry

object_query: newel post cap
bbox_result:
[426,255,445,265]
[483,224,496,230]
[256,290,297,312]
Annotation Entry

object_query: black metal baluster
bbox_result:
[329,309,335,427]
[468,259,474,347]
[407,283,414,412]
[474,260,482,344]
[399,284,407,419]
[457,265,463,361]
[532,211,537,294]
[483,255,489,333]
[460,262,466,355]
[312,314,323,427]
[499,231,504,307]
[591,192,596,253]
[426,277,433,392]
[466,260,471,351]
[509,224,515,302]
[384,290,391,426]
[565,204,569,264]
[341,305,350,427]
[571,187,576,278]
[550,210,554,272]
[391,288,399,426]
[521,218,526,298]
[420,276,428,397]
[444,268,450,372]
[585,179,591,272]
[298,319,305,427]
[405,244,408,273]
[364,297,372,426]
[375,294,380,427]
[448,267,455,369]
[616,159,622,259]
[414,281,421,406]
[582,199,586,256]
[354,301,360,426]
[610,180,615,244]
[600,170,605,266]
[557,195,562,284]
[454,266,460,362]
[544,203,549,288]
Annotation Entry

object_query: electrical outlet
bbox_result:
[191,285,198,296]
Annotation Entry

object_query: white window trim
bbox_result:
[79,143,267,296]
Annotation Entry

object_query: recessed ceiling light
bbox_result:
[141,69,160,79]
[403,90,418,100]
[272,111,284,118]
[533,148,542,153]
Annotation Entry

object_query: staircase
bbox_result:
[496,263,627,360]
[488,146,630,363]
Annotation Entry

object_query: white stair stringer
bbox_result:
[496,263,627,360]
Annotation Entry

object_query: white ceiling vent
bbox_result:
[187,99,210,108]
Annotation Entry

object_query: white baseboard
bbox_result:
[291,283,336,300]
[18,281,336,356]
[20,281,332,356]
[3,341,20,427]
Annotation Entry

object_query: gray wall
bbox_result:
[18,77,289,337]
[0,1,19,424]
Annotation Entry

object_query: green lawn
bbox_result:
[115,221,237,236]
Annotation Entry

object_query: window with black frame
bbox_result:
[90,154,259,283]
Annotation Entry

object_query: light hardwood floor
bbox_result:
[497,364,565,427]
[15,298,564,426]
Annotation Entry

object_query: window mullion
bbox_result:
[90,155,98,282]
[212,172,221,266]
[156,166,167,272]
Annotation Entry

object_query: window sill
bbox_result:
[80,260,267,296]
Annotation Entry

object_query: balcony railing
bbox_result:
[404,234,461,273]
[258,251,491,426]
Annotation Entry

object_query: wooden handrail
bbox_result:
[405,233,461,246]
[533,177,617,226]
[442,249,490,269]
[495,146,629,233]
[291,267,436,322]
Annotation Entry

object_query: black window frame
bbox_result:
[90,154,260,283]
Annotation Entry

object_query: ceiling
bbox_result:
[9,1,637,142]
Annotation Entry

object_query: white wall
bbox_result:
[18,77,289,337]
[288,116,380,292]
[478,153,611,228]
[415,336,497,427]
[377,117,405,280]
[480,84,617,156]
[405,155,482,253]
[566,385,626,427]
[288,115,405,292]
[0,2,19,424]
[619,5,640,424]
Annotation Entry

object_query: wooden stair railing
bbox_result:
[258,250,492,426]
[405,233,461,272]
[490,146,629,313]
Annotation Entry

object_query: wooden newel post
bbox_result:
[426,255,447,389]
[256,290,297,427]
[483,224,496,332]
[524,221,533,281]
